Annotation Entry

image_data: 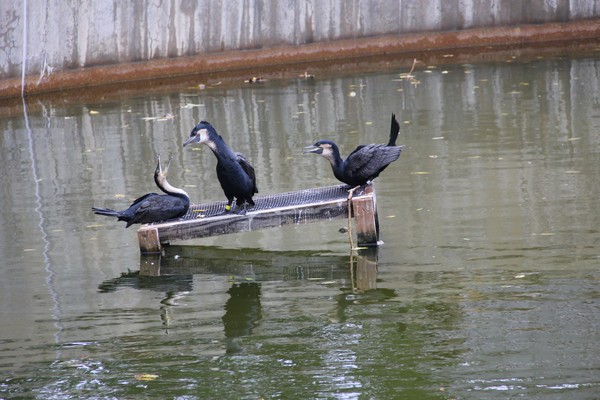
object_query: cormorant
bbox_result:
[92,155,190,227]
[303,114,403,187]
[183,121,258,213]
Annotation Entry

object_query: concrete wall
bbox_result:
[2,0,600,81]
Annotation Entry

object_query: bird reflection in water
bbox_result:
[99,247,378,344]
[222,282,262,355]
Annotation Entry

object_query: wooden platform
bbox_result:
[137,183,378,253]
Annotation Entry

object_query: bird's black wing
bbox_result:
[136,195,190,224]
[131,194,161,222]
[236,152,258,194]
[388,113,400,146]
[345,144,402,182]
[128,193,159,208]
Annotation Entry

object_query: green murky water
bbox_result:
[1,54,599,399]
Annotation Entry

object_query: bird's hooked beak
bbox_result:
[302,144,323,155]
[183,132,198,147]
[183,127,206,147]
[156,154,172,178]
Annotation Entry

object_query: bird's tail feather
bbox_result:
[92,207,120,217]
[388,113,400,146]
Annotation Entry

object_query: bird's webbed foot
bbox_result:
[234,201,249,215]
[235,207,247,215]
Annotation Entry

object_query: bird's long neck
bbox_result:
[205,133,237,162]
[324,145,346,180]
[155,175,189,199]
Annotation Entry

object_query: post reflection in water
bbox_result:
[103,245,381,352]
[222,282,262,354]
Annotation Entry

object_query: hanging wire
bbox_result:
[21,0,63,350]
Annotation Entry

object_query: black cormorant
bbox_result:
[92,155,190,227]
[183,120,258,213]
[303,114,403,187]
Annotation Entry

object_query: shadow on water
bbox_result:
[97,245,389,353]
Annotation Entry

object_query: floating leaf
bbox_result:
[135,374,159,381]
[181,103,205,109]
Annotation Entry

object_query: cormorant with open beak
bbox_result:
[92,155,190,227]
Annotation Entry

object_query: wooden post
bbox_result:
[351,185,379,247]
[137,227,161,254]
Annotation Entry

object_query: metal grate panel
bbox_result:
[181,184,363,220]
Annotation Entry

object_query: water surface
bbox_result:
[1,54,599,398]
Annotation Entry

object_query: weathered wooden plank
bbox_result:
[137,184,378,252]
[137,227,161,254]
[153,199,349,243]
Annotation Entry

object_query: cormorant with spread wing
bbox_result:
[303,114,403,187]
